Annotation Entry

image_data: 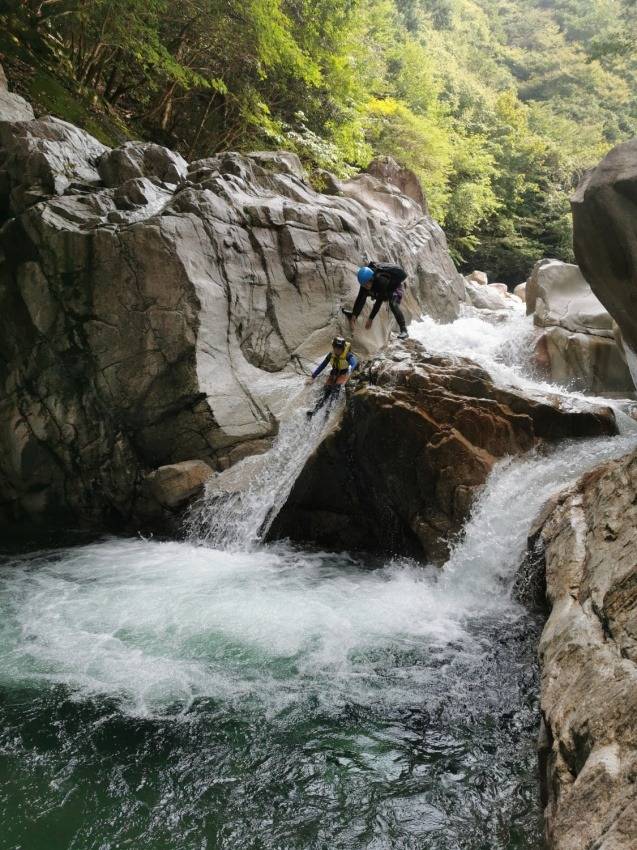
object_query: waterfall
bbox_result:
[185,386,343,549]
[2,305,636,850]
[188,305,637,552]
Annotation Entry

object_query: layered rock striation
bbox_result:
[526,259,633,395]
[0,70,466,531]
[528,451,637,850]
[270,340,617,561]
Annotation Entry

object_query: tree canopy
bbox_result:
[2,0,636,280]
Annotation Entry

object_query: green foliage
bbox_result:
[2,0,637,279]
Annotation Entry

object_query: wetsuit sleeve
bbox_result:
[368,298,383,322]
[351,287,368,319]
[346,352,358,370]
[312,354,331,378]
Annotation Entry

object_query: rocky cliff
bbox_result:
[527,452,637,850]
[0,69,466,532]
[572,139,637,388]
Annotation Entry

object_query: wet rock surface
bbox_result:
[529,450,637,850]
[270,340,617,561]
[0,74,465,532]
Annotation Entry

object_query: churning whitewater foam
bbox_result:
[1,430,634,718]
[2,305,637,850]
[411,307,637,434]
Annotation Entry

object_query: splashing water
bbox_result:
[411,306,539,391]
[186,388,343,549]
[1,307,636,850]
[411,307,637,433]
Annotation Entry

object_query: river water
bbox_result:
[1,306,635,850]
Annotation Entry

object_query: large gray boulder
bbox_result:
[527,259,633,394]
[0,101,466,531]
[464,278,517,312]
[529,451,637,850]
[0,63,34,124]
[527,259,613,335]
[572,139,637,377]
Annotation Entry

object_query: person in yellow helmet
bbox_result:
[306,336,358,417]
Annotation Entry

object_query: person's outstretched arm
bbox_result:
[346,351,358,370]
[368,297,383,322]
[351,288,368,319]
[311,354,331,378]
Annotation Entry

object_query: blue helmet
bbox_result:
[357,266,374,285]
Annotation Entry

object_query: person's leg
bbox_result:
[324,384,342,409]
[307,388,329,417]
[307,374,337,417]
[389,298,408,336]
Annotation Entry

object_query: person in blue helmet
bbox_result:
[342,262,409,338]
[306,335,358,417]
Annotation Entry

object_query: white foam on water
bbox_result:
[0,536,472,715]
[1,305,635,721]
[410,309,637,433]
[1,432,634,718]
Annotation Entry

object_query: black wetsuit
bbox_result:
[351,263,407,333]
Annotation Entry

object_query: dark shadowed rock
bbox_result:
[529,450,637,850]
[572,139,637,361]
[270,340,616,561]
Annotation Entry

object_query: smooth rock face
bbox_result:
[144,460,214,509]
[572,139,637,355]
[465,278,516,312]
[531,450,637,850]
[0,91,466,530]
[534,326,633,394]
[0,62,35,124]
[514,282,526,302]
[529,260,613,336]
[525,258,552,315]
[467,270,488,285]
[0,90,35,124]
[527,259,633,394]
[270,340,617,561]
[365,156,428,214]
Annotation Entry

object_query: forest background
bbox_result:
[2,0,636,281]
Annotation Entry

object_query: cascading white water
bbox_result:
[185,388,343,549]
[1,304,635,850]
[412,306,637,419]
